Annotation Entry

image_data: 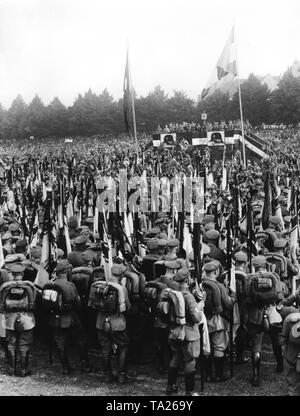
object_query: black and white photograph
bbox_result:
[0,0,300,399]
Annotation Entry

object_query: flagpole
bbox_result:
[127,43,138,145]
[233,25,246,168]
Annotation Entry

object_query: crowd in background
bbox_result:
[1,124,300,396]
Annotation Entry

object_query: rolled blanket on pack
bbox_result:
[160,288,186,325]
[124,270,140,300]
[72,267,93,275]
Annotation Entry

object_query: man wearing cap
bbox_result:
[68,215,80,240]
[96,263,132,384]
[141,238,161,281]
[273,238,299,292]
[149,260,181,374]
[264,216,283,251]
[9,223,21,241]
[1,263,37,376]
[233,251,250,365]
[46,259,90,375]
[256,231,269,255]
[166,268,203,396]
[202,260,235,382]
[15,239,28,256]
[203,229,226,267]
[22,246,42,283]
[73,235,90,253]
[157,239,167,257]
[145,227,160,239]
[72,250,94,340]
[164,239,180,258]
[154,217,169,240]
[245,255,284,387]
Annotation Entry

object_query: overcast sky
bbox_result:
[0,0,299,108]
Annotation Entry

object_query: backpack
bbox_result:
[88,281,119,314]
[144,281,167,311]
[156,288,185,326]
[289,319,300,346]
[265,253,287,279]
[41,282,74,315]
[246,272,280,306]
[71,267,93,303]
[202,279,223,320]
[0,281,36,312]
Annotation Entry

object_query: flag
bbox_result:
[101,223,113,281]
[290,185,299,257]
[202,27,237,100]
[0,228,5,269]
[221,166,227,191]
[34,267,50,289]
[261,169,271,230]
[239,196,247,235]
[123,48,132,134]
[40,195,57,275]
[272,176,285,229]
[183,224,193,257]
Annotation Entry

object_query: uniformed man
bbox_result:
[73,235,90,253]
[1,263,37,377]
[232,251,250,365]
[166,268,203,396]
[96,264,132,384]
[273,238,299,293]
[202,260,235,382]
[203,229,226,267]
[68,215,80,240]
[141,238,161,281]
[46,260,90,375]
[264,216,283,251]
[245,255,284,387]
[165,239,180,258]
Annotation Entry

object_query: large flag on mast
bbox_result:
[202,26,246,166]
[201,27,237,100]
[123,46,137,142]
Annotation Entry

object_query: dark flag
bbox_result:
[262,168,271,230]
[247,197,257,271]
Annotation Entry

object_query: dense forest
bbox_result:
[0,69,300,140]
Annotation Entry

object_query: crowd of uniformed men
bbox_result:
[1,131,300,396]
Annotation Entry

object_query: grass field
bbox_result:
[0,336,287,396]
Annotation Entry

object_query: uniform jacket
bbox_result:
[48,279,82,329]
[205,279,235,332]
[207,243,226,267]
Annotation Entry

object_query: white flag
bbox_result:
[202,26,237,100]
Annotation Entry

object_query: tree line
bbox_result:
[0,68,299,140]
